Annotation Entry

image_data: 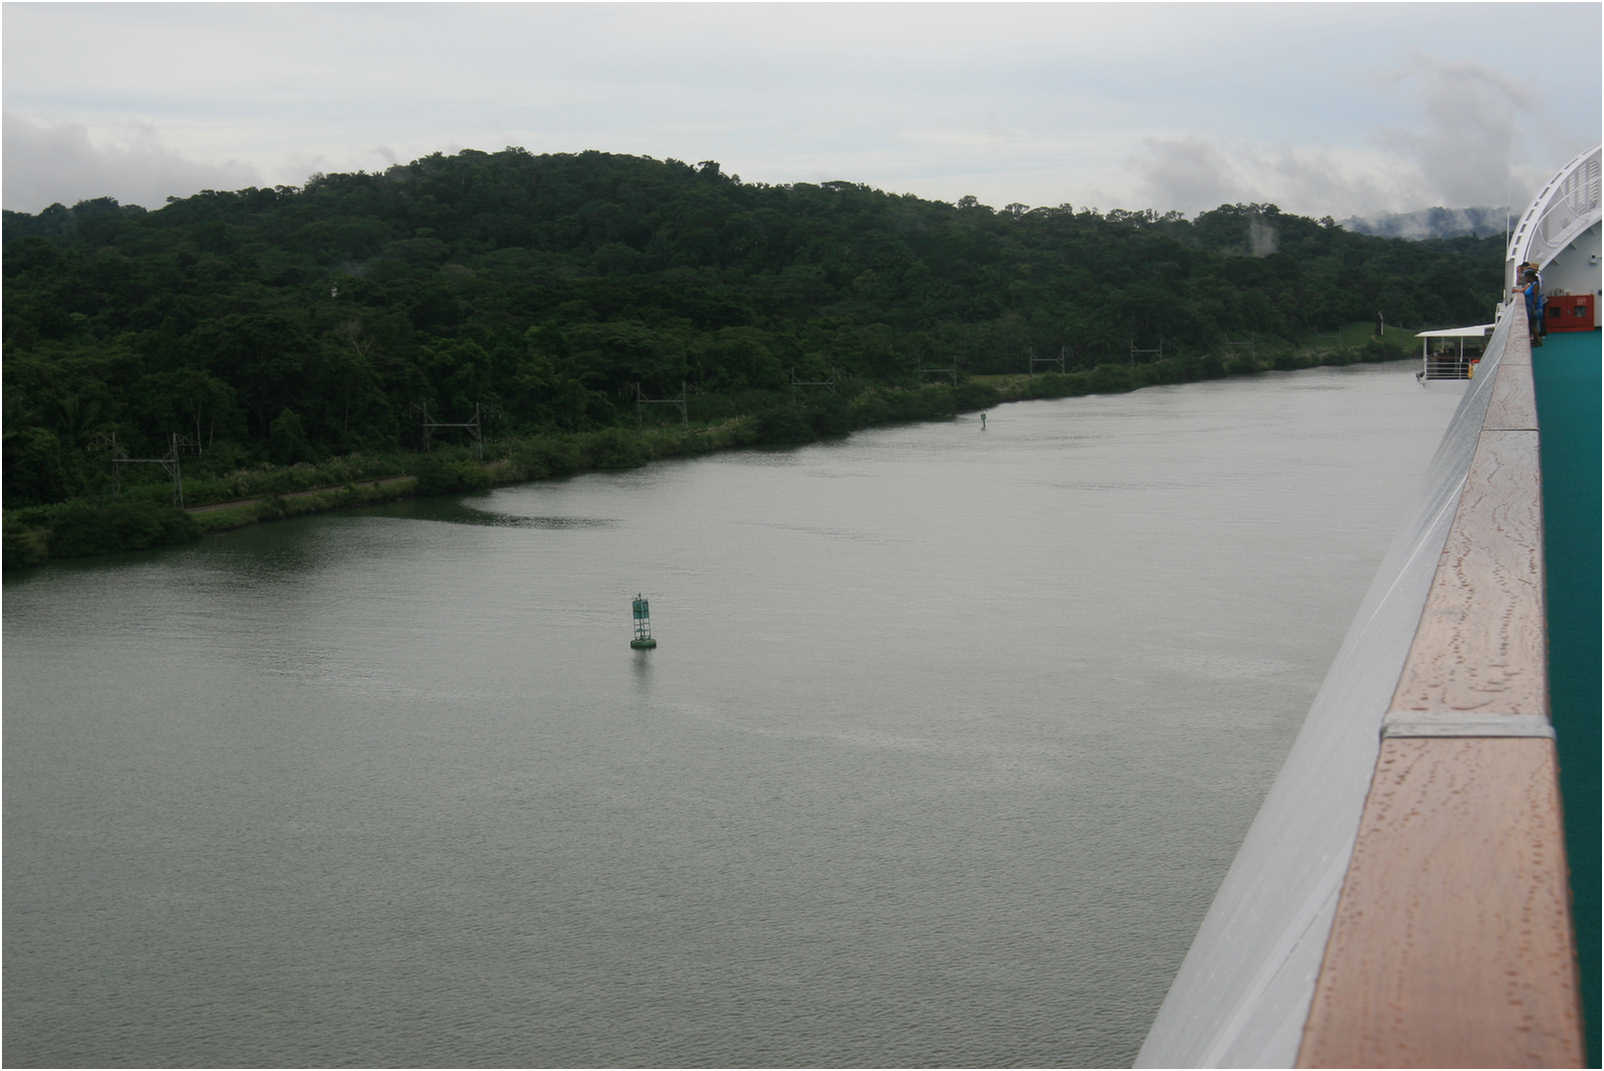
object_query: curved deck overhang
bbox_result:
[1139,149,1600,1068]
[1506,145,1602,292]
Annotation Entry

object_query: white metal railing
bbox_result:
[1420,355,1474,381]
[1505,145,1602,292]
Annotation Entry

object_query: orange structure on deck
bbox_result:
[1546,292,1596,332]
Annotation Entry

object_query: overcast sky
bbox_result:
[3,2,1600,220]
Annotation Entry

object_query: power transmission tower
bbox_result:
[1129,338,1164,364]
[790,370,838,395]
[422,403,484,458]
[1029,346,1068,375]
[635,382,687,425]
[104,431,185,507]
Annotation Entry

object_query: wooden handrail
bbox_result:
[1296,310,1585,1067]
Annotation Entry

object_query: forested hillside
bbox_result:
[3,147,1502,511]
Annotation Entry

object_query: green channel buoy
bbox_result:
[630,593,657,649]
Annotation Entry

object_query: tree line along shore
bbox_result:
[4,148,1492,568]
[3,324,1415,570]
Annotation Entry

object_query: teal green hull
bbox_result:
[1533,327,1601,1066]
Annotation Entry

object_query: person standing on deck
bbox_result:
[1518,268,1546,347]
[1518,261,1547,339]
[1527,262,1547,342]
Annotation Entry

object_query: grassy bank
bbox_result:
[2,330,1414,571]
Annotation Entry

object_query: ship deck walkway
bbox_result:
[1296,316,1594,1068]
[1138,144,1600,1070]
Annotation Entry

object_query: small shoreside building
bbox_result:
[1413,323,1494,380]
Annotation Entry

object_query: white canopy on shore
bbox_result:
[1415,324,1495,362]
[1414,324,1495,340]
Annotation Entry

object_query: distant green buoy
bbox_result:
[630,593,657,649]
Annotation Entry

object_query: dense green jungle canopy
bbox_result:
[3,147,1504,506]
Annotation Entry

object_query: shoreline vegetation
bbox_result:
[4,326,1411,570]
[7,148,1496,572]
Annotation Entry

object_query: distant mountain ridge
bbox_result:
[1341,206,1509,241]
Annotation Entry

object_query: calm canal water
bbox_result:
[3,363,1462,1068]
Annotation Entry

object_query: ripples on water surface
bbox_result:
[3,364,1462,1067]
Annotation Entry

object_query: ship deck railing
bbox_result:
[1295,306,1587,1068]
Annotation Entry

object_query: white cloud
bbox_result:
[1,3,1597,217]
[1125,138,1405,218]
[1377,58,1532,209]
[1124,52,1570,219]
[3,113,260,211]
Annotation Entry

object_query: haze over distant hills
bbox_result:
[1341,206,1509,241]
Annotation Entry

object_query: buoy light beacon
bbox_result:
[630,594,657,650]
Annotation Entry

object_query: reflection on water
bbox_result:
[366,497,618,529]
[2,363,1463,1069]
